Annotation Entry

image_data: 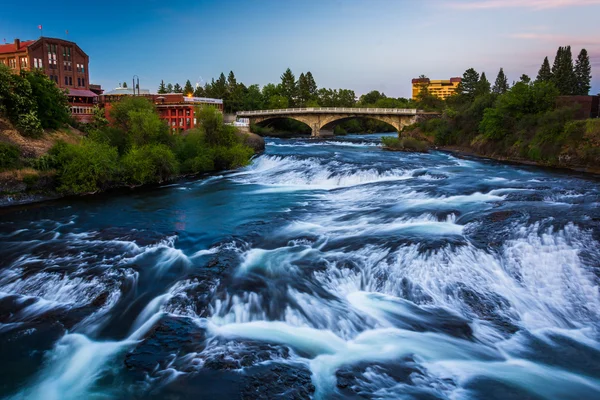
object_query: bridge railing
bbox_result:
[236,107,418,116]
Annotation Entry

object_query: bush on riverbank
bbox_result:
[47,99,255,194]
[382,136,429,152]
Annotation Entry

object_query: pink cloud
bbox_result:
[508,33,600,47]
[450,0,600,9]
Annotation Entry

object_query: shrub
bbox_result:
[51,140,119,194]
[122,144,179,185]
[16,111,44,137]
[0,142,20,170]
[382,136,429,152]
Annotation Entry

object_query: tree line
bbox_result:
[403,45,597,168]
[157,69,435,114]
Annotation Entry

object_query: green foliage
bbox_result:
[574,48,591,95]
[492,68,509,95]
[536,57,553,83]
[122,144,179,185]
[23,70,70,129]
[280,68,297,107]
[382,136,428,152]
[477,72,491,96]
[16,110,44,137]
[173,83,183,93]
[457,68,480,100]
[50,140,119,194]
[158,80,167,94]
[551,46,578,95]
[183,80,194,96]
[88,126,131,155]
[0,142,20,170]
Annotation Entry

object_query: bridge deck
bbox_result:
[237,107,418,116]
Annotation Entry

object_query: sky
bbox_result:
[2,0,600,97]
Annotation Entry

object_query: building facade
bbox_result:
[100,93,224,132]
[412,77,461,100]
[0,37,99,122]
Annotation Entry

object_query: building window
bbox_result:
[19,57,28,68]
[77,78,81,86]
[8,58,17,69]
[63,47,71,61]
[33,58,42,68]
[65,77,69,86]
[81,78,85,86]
[64,61,72,71]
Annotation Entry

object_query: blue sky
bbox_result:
[2,0,599,97]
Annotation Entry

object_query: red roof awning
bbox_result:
[67,89,98,97]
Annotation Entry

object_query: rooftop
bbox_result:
[0,39,36,54]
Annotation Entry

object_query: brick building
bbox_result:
[0,37,100,122]
[100,93,224,132]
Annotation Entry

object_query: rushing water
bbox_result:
[1,133,600,399]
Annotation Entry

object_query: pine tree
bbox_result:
[158,80,167,94]
[122,81,128,88]
[536,56,552,83]
[552,46,577,95]
[280,68,297,107]
[457,68,480,99]
[519,74,531,84]
[476,72,491,95]
[193,84,205,97]
[574,48,592,95]
[166,83,173,93]
[492,68,509,94]
[213,73,227,99]
[227,71,237,93]
[305,71,317,100]
[297,73,310,106]
[183,80,194,96]
[173,83,183,93]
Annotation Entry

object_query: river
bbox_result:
[1,133,600,399]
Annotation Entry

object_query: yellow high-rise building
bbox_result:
[411,77,461,100]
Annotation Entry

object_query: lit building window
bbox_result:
[8,58,17,69]
[20,57,28,68]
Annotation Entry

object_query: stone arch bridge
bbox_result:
[237,107,428,137]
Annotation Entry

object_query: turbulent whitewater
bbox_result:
[1,133,599,399]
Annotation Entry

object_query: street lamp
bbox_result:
[132,75,139,96]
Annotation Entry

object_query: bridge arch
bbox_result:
[319,115,401,134]
[252,115,316,135]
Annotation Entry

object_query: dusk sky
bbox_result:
[2,0,599,97]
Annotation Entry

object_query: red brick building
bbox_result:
[100,93,224,131]
[0,37,100,122]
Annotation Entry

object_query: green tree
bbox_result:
[492,68,509,94]
[0,64,42,136]
[122,144,179,184]
[476,72,491,96]
[166,83,173,93]
[536,56,553,83]
[552,46,577,95]
[242,84,264,110]
[279,68,297,107]
[24,70,70,129]
[267,95,288,109]
[305,71,317,101]
[193,84,205,97]
[297,73,310,106]
[227,71,237,93]
[457,68,480,99]
[173,83,183,93]
[158,80,167,94]
[519,74,531,84]
[183,80,194,96]
[212,73,227,99]
[359,90,386,105]
[122,82,128,88]
[574,48,591,95]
